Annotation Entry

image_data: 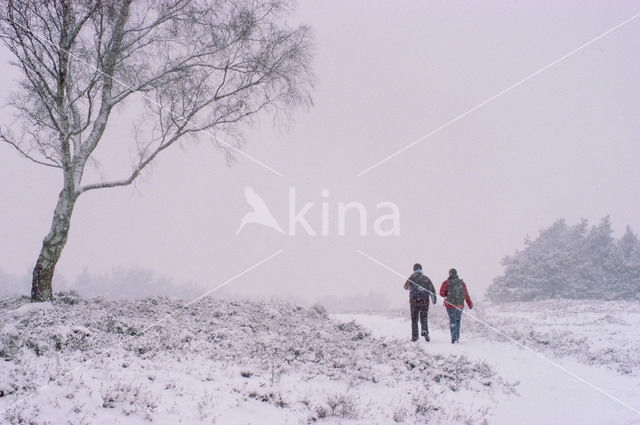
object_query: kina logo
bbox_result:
[236,187,285,235]
[236,186,400,237]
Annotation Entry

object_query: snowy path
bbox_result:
[334,312,640,425]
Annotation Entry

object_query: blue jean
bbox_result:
[446,308,463,342]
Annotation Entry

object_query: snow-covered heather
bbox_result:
[0,294,512,425]
[466,300,640,375]
[338,300,640,425]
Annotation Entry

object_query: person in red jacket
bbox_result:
[439,268,473,344]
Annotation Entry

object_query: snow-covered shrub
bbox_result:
[55,290,82,305]
[452,407,489,425]
[310,303,328,318]
[101,381,158,420]
[336,320,370,341]
[0,329,21,360]
[3,405,40,425]
[196,390,216,421]
[247,390,288,408]
[393,406,409,423]
[411,394,438,420]
[326,392,359,418]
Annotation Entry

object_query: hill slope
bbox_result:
[0,294,510,424]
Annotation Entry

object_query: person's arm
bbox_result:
[463,282,473,309]
[403,277,412,290]
[439,280,449,298]
[427,278,437,304]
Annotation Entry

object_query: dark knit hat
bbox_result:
[413,263,422,272]
[449,268,458,278]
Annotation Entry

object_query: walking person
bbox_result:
[403,263,437,342]
[439,268,473,344]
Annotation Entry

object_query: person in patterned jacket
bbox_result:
[403,263,437,342]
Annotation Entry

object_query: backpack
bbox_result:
[410,273,431,301]
[447,278,465,306]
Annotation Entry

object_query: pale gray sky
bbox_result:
[1,1,639,307]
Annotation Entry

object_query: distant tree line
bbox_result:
[487,217,640,302]
[0,267,203,300]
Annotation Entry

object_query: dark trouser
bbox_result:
[410,299,429,340]
[446,307,463,342]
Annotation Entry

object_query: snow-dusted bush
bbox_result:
[393,406,409,423]
[325,392,359,418]
[101,381,159,419]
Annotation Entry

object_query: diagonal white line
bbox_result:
[6,17,284,177]
[356,249,640,416]
[357,10,640,177]
[0,249,283,415]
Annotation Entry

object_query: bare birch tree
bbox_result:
[0,0,313,301]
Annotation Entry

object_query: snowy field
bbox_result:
[0,295,638,424]
[337,300,640,425]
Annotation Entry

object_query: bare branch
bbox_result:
[77,129,179,195]
[0,129,61,168]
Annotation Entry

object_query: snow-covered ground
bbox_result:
[1,294,510,425]
[336,300,640,425]
[1,295,638,424]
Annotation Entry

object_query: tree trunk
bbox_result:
[31,188,77,302]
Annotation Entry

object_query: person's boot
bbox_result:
[422,331,430,342]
